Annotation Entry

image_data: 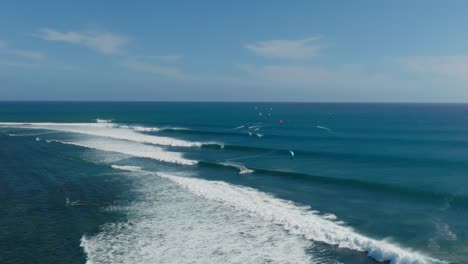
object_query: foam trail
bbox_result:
[52,138,197,165]
[0,122,202,147]
[233,125,245,129]
[316,125,332,133]
[130,126,161,132]
[6,131,58,137]
[156,172,444,264]
[129,126,189,132]
[116,125,161,132]
[96,119,112,123]
[220,162,254,174]
[111,165,143,172]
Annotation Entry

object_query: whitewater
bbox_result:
[0,121,446,264]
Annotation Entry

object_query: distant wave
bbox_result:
[5,122,467,206]
[0,122,203,148]
[156,127,246,137]
[48,138,197,166]
[149,125,468,148]
[202,143,468,168]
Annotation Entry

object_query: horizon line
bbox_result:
[1,100,468,104]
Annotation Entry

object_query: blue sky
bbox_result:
[1,0,468,102]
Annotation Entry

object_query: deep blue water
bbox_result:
[0,102,467,263]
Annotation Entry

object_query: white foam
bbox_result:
[433,220,457,241]
[162,127,189,131]
[111,165,143,172]
[255,133,264,138]
[0,122,202,147]
[238,166,254,174]
[316,125,332,133]
[130,126,161,132]
[156,173,444,264]
[220,162,254,174]
[81,171,318,264]
[55,138,197,165]
[96,118,112,123]
[323,213,337,220]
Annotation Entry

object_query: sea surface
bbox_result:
[0,102,467,264]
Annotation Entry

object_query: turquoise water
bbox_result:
[0,102,467,263]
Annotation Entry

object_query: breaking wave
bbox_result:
[82,167,317,264]
[100,165,444,264]
[155,172,443,264]
[0,122,202,147]
[49,138,196,165]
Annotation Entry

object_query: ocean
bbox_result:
[0,102,467,264]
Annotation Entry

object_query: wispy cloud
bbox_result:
[35,28,129,54]
[130,55,182,62]
[246,36,324,59]
[0,59,38,68]
[0,40,44,60]
[399,56,468,79]
[122,60,183,78]
[237,63,398,94]
[239,64,334,83]
[10,50,44,60]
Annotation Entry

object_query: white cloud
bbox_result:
[0,40,44,60]
[36,28,129,54]
[246,36,323,59]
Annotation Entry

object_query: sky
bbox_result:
[1,0,468,102]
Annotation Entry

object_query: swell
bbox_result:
[198,161,468,207]
[158,127,244,136]
[5,122,467,206]
[155,126,468,148]
[202,144,468,168]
